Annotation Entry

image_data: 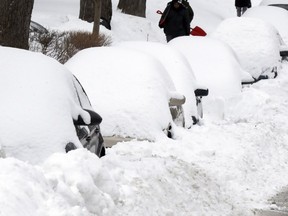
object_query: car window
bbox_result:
[72,75,93,110]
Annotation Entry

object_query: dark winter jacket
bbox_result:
[235,0,251,8]
[159,2,191,38]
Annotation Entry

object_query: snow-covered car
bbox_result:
[243,6,288,59]
[0,47,105,164]
[260,0,288,10]
[211,17,282,81]
[168,36,250,119]
[115,41,209,128]
[65,46,186,144]
[169,36,249,98]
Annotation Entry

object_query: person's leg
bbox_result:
[236,7,241,17]
[242,7,248,15]
[166,35,173,42]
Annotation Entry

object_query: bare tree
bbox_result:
[117,0,146,18]
[0,0,34,49]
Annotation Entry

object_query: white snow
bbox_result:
[1,0,288,215]
[260,0,288,5]
[211,17,282,79]
[168,36,244,98]
[65,46,177,141]
[0,47,88,164]
[243,6,288,46]
[115,40,201,128]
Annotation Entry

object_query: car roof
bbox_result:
[244,6,288,46]
[65,46,177,141]
[115,41,199,128]
[211,17,281,79]
[0,47,85,164]
[169,36,244,99]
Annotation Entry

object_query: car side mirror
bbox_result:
[194,88,209,97]
[74,109,102,126]
[169,95,186,106]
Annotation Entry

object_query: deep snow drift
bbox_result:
[0,0,288,215]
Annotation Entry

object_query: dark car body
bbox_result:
[72,76,105,157]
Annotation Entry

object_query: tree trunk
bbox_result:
[79,0,112,24]
[79,0,94,23]
[117,0,146,18]
[92,0,101,36]
[101,0,112,24]
[0,0,34,49]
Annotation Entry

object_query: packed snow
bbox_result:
[1,0,288,215]
[0,47,91,164]
[65,46,178,141]
[211,17,281,79]
[114,41,201,128]
[243,5,288,46]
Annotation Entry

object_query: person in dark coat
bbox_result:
[159,0,192,42]
[235,0,252,17]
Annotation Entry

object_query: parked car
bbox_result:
[65,46,186,145]
[72,75,105,157]
[0,47,105,164]
[115,41,209,128]
[243,6,288,59]
[260,0,288,10]
[169,36,249,98]
[168,36,250,119]
[211,17,282,81]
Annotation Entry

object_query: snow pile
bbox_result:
[211,17,281,78]
[115,41,200,128]
[169,36,244,99]
[0,0,288,216]
[244,6,288,46]
[0,47,88,164]
[65,47,177,141]
[0,149,119,216]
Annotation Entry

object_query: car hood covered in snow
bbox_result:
[0,47,87,164]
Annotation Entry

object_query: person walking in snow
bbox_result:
[235,0,251,17]
[159,0,193,42]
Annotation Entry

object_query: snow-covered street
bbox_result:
[1,0,288,215]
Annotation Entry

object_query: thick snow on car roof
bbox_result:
[211,17,281,79]
[169,36,244,99]
[0,47,87,164]
[244,6,288,46]
[65,46,179,141]
[115,41,200,128]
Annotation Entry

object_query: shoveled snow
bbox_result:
[0,0,288,216]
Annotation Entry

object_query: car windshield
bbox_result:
[72,75,93,110]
